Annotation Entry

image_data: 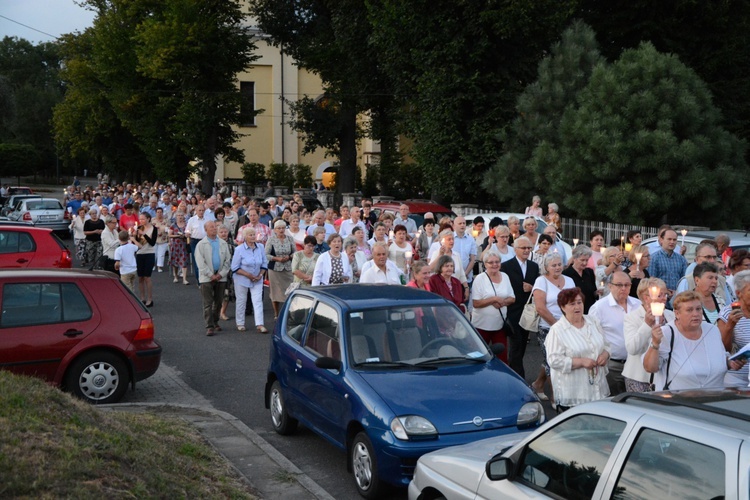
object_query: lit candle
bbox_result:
[649,286,660,301]
[625,243,632,253]
[405,250,413,261]
[620,235,624,250]
[635,251,643,272]
[472,229,479,238]
[680,228,687,247]
[650,301,665,322]
[389,230,395,240]
[573,238,579,247]
[488,228,495,238]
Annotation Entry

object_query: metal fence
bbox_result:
[560,218,709,246]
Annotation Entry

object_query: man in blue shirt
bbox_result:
[649,228,688,295]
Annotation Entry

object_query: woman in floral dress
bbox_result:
[169,212,189,285]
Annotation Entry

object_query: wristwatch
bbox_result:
[649,340,661,350]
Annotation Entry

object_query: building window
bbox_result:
[240,81,255,127]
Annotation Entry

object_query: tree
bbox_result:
[0,143,39,184]
[486,20,605,210]
[545,42,748,227]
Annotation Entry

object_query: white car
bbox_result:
[642,230,750,264]
[465,212,571,255]
[409,389,748,499]
[8,198,69,234]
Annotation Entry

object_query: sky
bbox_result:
[0,0,95,44]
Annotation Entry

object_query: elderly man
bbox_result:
[195,221,231,336]
[360,242,404,284]
[185,204,209,279]
[204,197,218,221]
[675,241,729,303]
[339,206,366,238]
[140,196,159,217]
[394,204,418,239]
[452,216,477,284]
[588,271,641,396]
[649,228,688,295]
[236,208,271,245]
[503,236,540,377]
[306,209,336,238]
[537,224,567,263]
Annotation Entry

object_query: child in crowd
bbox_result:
[114,230,138,292]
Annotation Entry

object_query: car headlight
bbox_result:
[517,402,544,427]
[390,415,438,440]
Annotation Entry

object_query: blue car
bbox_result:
[264,285,543,498]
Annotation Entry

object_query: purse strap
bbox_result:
[662,325,676,390]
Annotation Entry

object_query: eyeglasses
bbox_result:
[517,246,533,250]
[698,254,718,260]
[610,283,632,288]
[486,261,500,265]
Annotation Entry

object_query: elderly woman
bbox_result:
[586,230,605,270]
[83,208,105,268]
[367,221,389,249]
[481,224,514,263]
[545,203,561,229]
[624,244,650,299]
[545,288,610,411]
[726,250,750,302]
[531,253,576,402]
[595,246,624,297]
[563,245,597,313]
[719,270,750,385]
[218,225,236,322]
[506,215,522,243]
[344,237,363,283]
[693,262,724,324]
[407,260,431,291]
[388,224,411,274]
[522,217,540,246]
[232,227,268,333]
[525,195,543,217]
[291,235,319,288]
[352,226,371,260]
[414,218,437,260]
[169,211,190,285]
[101,215,120,273]
[645,291,746,390]
[266,219,295,320]
[471,252,515,361]
[312,233,352,286]
[70,206,88,265]
[623,278,674,392]
[286,215,306,251]
[531,234,554,265]
[429,255,466,313]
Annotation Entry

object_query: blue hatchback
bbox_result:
[264,285,543,498]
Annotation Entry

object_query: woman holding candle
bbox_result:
[506,216,522,243]
[624,244,650,299]
[415,218,437,260]
[291,235,319,288]
[623,278,673,392]
[266,220,295,320]
[644,291,745,390]
[545,287,610,411]
[312,234,352,286]
[286,215,306,251]
[718,270,750,385]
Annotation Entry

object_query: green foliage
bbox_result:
[267,162,293,188]
[362,163,379,197]
[548,42,747,226]
[241,162,265,186]
[0,143,39,179]
[487,20,605,210]
[292,163,313,190]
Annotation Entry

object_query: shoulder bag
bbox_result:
[519,292,539,332]
[648,325,676,391]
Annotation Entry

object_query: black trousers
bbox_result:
[507,314,529,378]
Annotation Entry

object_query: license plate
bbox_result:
[39,215,56,220]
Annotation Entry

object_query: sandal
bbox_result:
[173,277,178,283]
[257,325,268,334]
[237,326,246,332]
[220,314,229,321]
[535,391,549,401]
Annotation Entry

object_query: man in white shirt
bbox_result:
[306,210,336,238]
[360,242,404,284]
[185,205,208,280]
[339,206,366,238]
[394,204,418,239]
[452,216,477,284]
[588,271,641,396]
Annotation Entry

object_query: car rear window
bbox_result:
[27,200,63,211]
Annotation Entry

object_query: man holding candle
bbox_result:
[588,271,641,396]
[649,228,688,297]
[453,216,478,286]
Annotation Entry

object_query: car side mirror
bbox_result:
[486,455,513,481]
[314,356,342,371]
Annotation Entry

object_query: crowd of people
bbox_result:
[65,182,750,410]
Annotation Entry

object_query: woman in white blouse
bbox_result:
[312,234,352,286]
[545,287,610,411]
[470,252,515,362]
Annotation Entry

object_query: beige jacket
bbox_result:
[194,236,231,284]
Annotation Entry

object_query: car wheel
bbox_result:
[269,380,298,435]
[351,431,383,499]
[65,351,128,404]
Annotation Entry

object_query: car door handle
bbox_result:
[296,359,303,369]
[16,258,28,263]
[63,329,84,337]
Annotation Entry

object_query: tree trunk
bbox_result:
[337,106,358,196]
[201,130,218,195]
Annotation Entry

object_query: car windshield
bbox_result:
[347,304,490,367]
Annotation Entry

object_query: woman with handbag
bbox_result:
[531,253,575,402]
[644,291,745,390]
[266,220,295,321]
[545,287,610,411]
[470,253,515,362]
[100,216,120,273]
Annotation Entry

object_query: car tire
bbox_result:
[65,351,129,404]
[351,431,383,499]
[269,380,298,435]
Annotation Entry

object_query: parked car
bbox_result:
[1,194,42,217]
[265,284,543,498]
[372,200,456,229]
[7,197,70,234]
[0,186,34,207]
[409,389,750,500]
[0,226,72,269]
[466,212,571,250]
[642,230,750,263]
[0,269,162,404]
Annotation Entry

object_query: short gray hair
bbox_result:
[103,215,117,224]
[513,236,532,249]
[343,236,358,250]
[548,202,558,212]
[734,270,750,295]
[571,244,593,260]
[539,252,563,275]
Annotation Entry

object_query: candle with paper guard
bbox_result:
[625,243,632,253]
[649,286,660,301]
[680,228,687,247]
[650,301,665,320]
[635,251,643,272]
[573,238,579,247]
[472,229,479,238]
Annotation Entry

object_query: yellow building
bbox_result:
[218,23,382,190]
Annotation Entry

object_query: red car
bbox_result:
[0,269,162,403]
[0,225,72,268]
[372,199,455,228]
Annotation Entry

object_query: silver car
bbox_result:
[8,198,69,234]
[409,389,750,499]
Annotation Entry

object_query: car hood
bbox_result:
[357,362,535,433]
[417,431,532,491]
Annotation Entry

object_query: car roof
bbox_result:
[293,284,450,310]
[373,199,453,213]
[0,268,115,280]
[0,224,53,232]
[613,389,750,434]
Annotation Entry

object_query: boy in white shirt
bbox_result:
[114,230,139,292]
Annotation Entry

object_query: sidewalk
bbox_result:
[99,364,334,500]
